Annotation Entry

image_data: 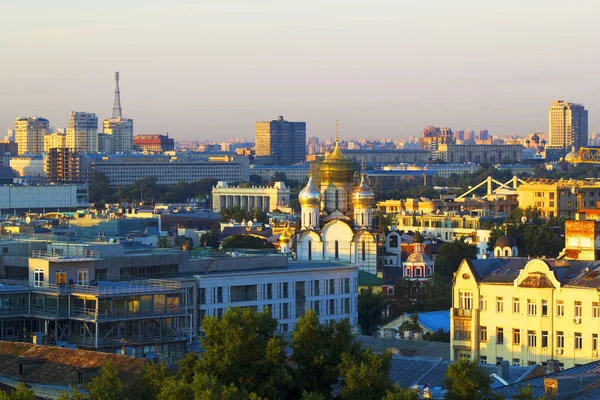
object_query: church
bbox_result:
[283,134,380,275]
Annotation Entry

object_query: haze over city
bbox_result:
[1,0,600,140]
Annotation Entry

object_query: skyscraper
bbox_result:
[14,117,49,155]
[103,72,133,153]
[255,116,306,165]
[547,100,588,157]
[67,112,98,153]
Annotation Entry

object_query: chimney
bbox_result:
[496,360,510,381]
[544,374,600,400]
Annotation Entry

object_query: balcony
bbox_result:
[69,306,193,321]
[453,308,472,318]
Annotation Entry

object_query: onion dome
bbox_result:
[279,226,292,243]
[352,174,374,207]
[565,147,578,163]
[299,175,321,206]
[406,252,432,264]
[531,133,540,143]
[320,136,356,183]
[495,235,516,248]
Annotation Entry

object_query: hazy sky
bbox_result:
[1,0,599,141]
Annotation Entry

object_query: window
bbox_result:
[496,297,504,313]
[344,298,351,314]
[575,301,582,318]
[230,285,258,302]
[266,283,273,299]
[77,269,89,286]
[454,319,471,340]
[575,333,583,350]
[329,279,335,295]
[513,329,521,345]
[593,302,599,319]
[556,331,564,348]
[281,303,289,319]
[480,326,487,342]
[480,297,487,311]
[480,356,487,364]
[199,288,206,305]
[34,269,44,287]
[334,240,339,259]
[557,300,564,316]
[344,278,350,294]
[55,270,67,286]
[527,299,537,316]
[312,300,320,316]
[460,292,473,309]
[497,327,504,344]
[527,330,537,348]
[217,287,223,303]
[542,331,548,348]
[594,334,598,351]
[512,298,520,314]
[313,281,320,296]
[329,299,335,315]
[513,358,521,367]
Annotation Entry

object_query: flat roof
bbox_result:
[195,260,357,278]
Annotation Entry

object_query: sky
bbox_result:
[1,0,599,142]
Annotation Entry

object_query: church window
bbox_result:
[361,240,366,261]
[426,267,432,276]
[384,259,387,265]
[415,268,422,277]
[308,241,312,260]
[504,249,510,257]
[335,240,339,260]
[405,268,410,277]
[309,213,311,226]
[389,235,398,248]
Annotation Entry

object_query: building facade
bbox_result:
[103,117,134,154]
[342,149,429,164]
[43,133,67,152]
[249,165,310,183]
[133,134,175,153]
[255,116,306,165]
[546,100,588,160]
[45,148,90,183]
[14,117,49,155]
[0,185,89,212]
[211,181,291,212]
[67,112,98,153]
[438,144,523,164]
[9,155,45,177]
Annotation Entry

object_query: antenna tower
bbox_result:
[112,71,123,118]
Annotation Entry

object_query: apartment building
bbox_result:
[43,132,67,152]
[103,117,134,154]
[66,112,98,153]
[14,117,49,155]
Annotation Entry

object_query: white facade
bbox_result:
[0,185,89,211]
[103,118,133,154]
[67,112,98,153]
[211,181,291,212]
[14,117,49,155]
[10,156,45,177]
[197,262,359,332]
[249,165,310,183]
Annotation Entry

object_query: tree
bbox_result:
[513,384,534,400]
[423,327,450,343]
[291,309,360,397]
[383,385,419,400]
[57,388,85,400]
[221,234,272,249]
[134,361,174,400]
[0,383,36,400]
[412,232,424,244]
[300,391,326,400]
[357,286,385,335]
[198,307,291,399]
[397,314,422,339]
[200,224,221,248]
[434,240,477,278]
[157,379,194,400]
[443,359,494,400]
[85,362,128,400]
[339,349,393,400]
[178,352,200,383]
[89,171,112,204]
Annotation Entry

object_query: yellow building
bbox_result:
[14,117,49,155]
[452,235,600,369]
[43,133,67,152]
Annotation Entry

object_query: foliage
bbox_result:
[339,349,393,400]
[220,207,268,224]
[397,314,423,338]
[89,171,111,205]
[513,384,534,400]
[412,232,424,243]
[300,391,326,400]
[383,385,420,400]
[198,307,291,399]
[221,234,273,249]
[423,327,451,343]
[56,388,86,400]
[443,359,494,400]
[199,224,221,248]
[85,362,128,400]
[178,352,200,383]
[0,383,36,400]
[157,378,194,400]
[358,286,386,335]
[434,240,477,278]
[291,309,361,397]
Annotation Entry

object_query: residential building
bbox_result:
[546,100,588,161]
[14,117,49,155]
[342,149,428,164]
[382,163,479,178]
[420,126,454,160]
[45,148,90,183]
[0,185,89,212]
[103,117,133,153]
[0,141,18,167]
[255,116,306,165]
[66,112,98,153]
[43,133,67,152]
[249,164,310,183]
[211,181,291,212]
[438,144,523,163]
[9,155,45,177]
[133,134,175,153]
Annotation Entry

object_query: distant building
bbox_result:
[0,184,89,212]
[43,132,67,152]
[103,117,134,154]
[249,164,310,183]
[255,116,306,165]
[45,148,90,183]
[9,155,45,177]
[342,149,428,164]
[438,144,523,164]
[420,126,454,160]
[66,112,98,153]
[546,100,588,161]
[134,134,175,153]
[0,141,18,167]
[14,117,49,155]
[211,181,291,212]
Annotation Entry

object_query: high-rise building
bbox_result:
[66,112,98,153]
[14,117,49,155]
[255,116,306,165]
[102,72,133,153]
[45,147,90,183]
[547,100,588,159]
[43,133,67,152]
[419,126,453,160]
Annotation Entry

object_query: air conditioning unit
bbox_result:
[556,348,564,355]
[574,317,582,324]
[593,351,598,357]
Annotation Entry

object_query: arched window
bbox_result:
[362,240,366,261]
[308,240,312,260]
[426,267,432,276]
[384,259,388,265]
[415,267,422,277]
[504,249,510,257]
[335,240,339,260]
[309,212,312,226]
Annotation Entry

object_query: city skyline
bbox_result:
[1,1,600,141]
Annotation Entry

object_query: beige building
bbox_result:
[103,117,133,154]
[438,144,523,164]
[211,181,291,212]
[43,132,67,152]
[547,100,588,156]
[14,117,49,155]
[66,112,98,153]
[452,223,600,369]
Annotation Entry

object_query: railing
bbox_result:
[0,307,29,316]
[70,306,192,320]
[453,308,472,317]
[70,332,191,347]
[0,279,183,296]
[29,305,63,317]
[32,249,100,260]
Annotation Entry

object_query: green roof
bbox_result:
[358,270,384,286]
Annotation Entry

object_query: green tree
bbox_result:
[383,385,420,400]
[358,286,385,335]
[434,240,477,278]
[339,349,393,400]
[423,327,451,343]
[0,383,36,400]
[443,359,494,400]
[397,314,423,338]
[221,234,272,249]
[291,309,360,397]
[85,362,128,400]
[56,388,85,400]
[513,384,534,400]
[300,391,326,400]
[523,223,563,258]
[200,224,221,248]
[89,171,112,204]
[198,307,291,399]
[134,361,174,400]
[178,352,200,383]
[157,379,194,400]
[412,232,424,243]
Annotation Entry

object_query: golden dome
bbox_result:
[352,174,374,207]
[320,136,356,183]
[279,226,293,243]
[299,175,321,206]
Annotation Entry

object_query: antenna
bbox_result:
[112,71,123,118]
[336,120,339,142]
